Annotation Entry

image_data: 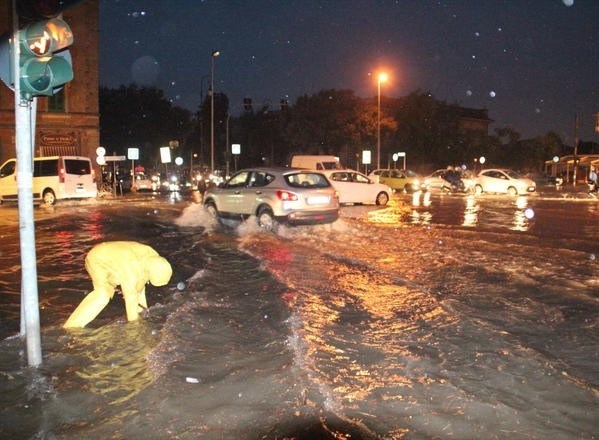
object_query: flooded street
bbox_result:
[0,191,598,439]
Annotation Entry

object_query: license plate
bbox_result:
[306,196,329,205]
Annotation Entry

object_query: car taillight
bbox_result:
[59,166,66,183]
[334,190,340,200]
[276,190,299,201]
[91,168,95,180]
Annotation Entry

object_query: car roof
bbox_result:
[235,167,325,175]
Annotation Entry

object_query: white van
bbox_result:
[0,156,98,205]
[290,155,342,170]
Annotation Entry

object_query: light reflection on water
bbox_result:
[369,193,539,232]
[1,198,598,438]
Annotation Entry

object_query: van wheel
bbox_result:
[42,189,56,205]
[257,207,276,232]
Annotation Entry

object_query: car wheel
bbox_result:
[204,201,219,218]
[42,189,56,205]
[257,206,276,232]
[507,186,518,196]
[474,184,483,195]
[375,191,389,206]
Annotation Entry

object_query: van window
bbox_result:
[0,161,15,177]
[34,159,58,177]
[64,159,92,175]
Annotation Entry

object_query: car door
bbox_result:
[243,170,271,214]
[349,171,373,203]
[219,171,251,214]
[485,170,508,193]
[328,171,354,203]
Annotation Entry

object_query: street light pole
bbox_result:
[210,50,220,173]
[377,72,388,170]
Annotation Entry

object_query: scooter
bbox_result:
[441,170,466,193]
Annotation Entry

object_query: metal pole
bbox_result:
[225,114,230,178]
[210,50,219,173]
[210,57,215,173]
[377,79,381,170]
[12,0,42,366]
[573,114,579,186]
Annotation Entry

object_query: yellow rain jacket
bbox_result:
[64,241,172,328]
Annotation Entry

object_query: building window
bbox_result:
[47,89,66,113]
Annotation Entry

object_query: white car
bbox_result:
[203,167,339,231]
[322,169,392,205]
[131,173,159,192]
[474,168,536,195]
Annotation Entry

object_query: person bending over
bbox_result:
[64,241,172,328]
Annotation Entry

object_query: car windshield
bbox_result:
[285,172,330,188]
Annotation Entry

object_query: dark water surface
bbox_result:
[0,193,598,439]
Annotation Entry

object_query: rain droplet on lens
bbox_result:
[590,254,596,261]
[177,282,185,291]
[524,208,535,219]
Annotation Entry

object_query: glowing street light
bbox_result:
[377,72,388,170]
[210,50,220,173]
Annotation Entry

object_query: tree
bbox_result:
[99,84,193,167]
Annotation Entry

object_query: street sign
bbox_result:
[104,155,126,161]
[362,150,371,165]
[127,148,139,160]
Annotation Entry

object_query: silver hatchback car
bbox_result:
[203,167,340,231]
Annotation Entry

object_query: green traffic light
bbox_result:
[17,18,74,100]
[20,54,73,98]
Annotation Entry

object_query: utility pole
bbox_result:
[573,114,579,187]
[11,0,42,366]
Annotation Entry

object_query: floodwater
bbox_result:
[0,191,598,439]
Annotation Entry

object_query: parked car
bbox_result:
[373,168,426,193]
[0,156,97,205]
[203,167,339,231]
[367,169,385,183]
[474,168,536,195]
[131,172,159,192]
[322,169,391,205]
[425,168,476,193]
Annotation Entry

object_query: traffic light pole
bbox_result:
[12,0,42,367]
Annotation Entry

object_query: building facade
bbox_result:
[0,1,99,166]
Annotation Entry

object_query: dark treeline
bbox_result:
[100,84,577,173]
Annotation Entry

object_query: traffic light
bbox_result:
[0,17,74,100]
[17,17,74,100]
[17,0,84,22]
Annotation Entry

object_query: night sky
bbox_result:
[99,0,599,144]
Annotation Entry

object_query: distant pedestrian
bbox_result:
[589,167,598,193]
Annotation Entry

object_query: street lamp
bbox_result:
[210,50,220,173]
[377,72,388,170]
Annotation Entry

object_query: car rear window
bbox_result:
[64,159,91,175]
[285,172,331,188]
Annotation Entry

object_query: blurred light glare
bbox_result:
[524,208,535,219]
